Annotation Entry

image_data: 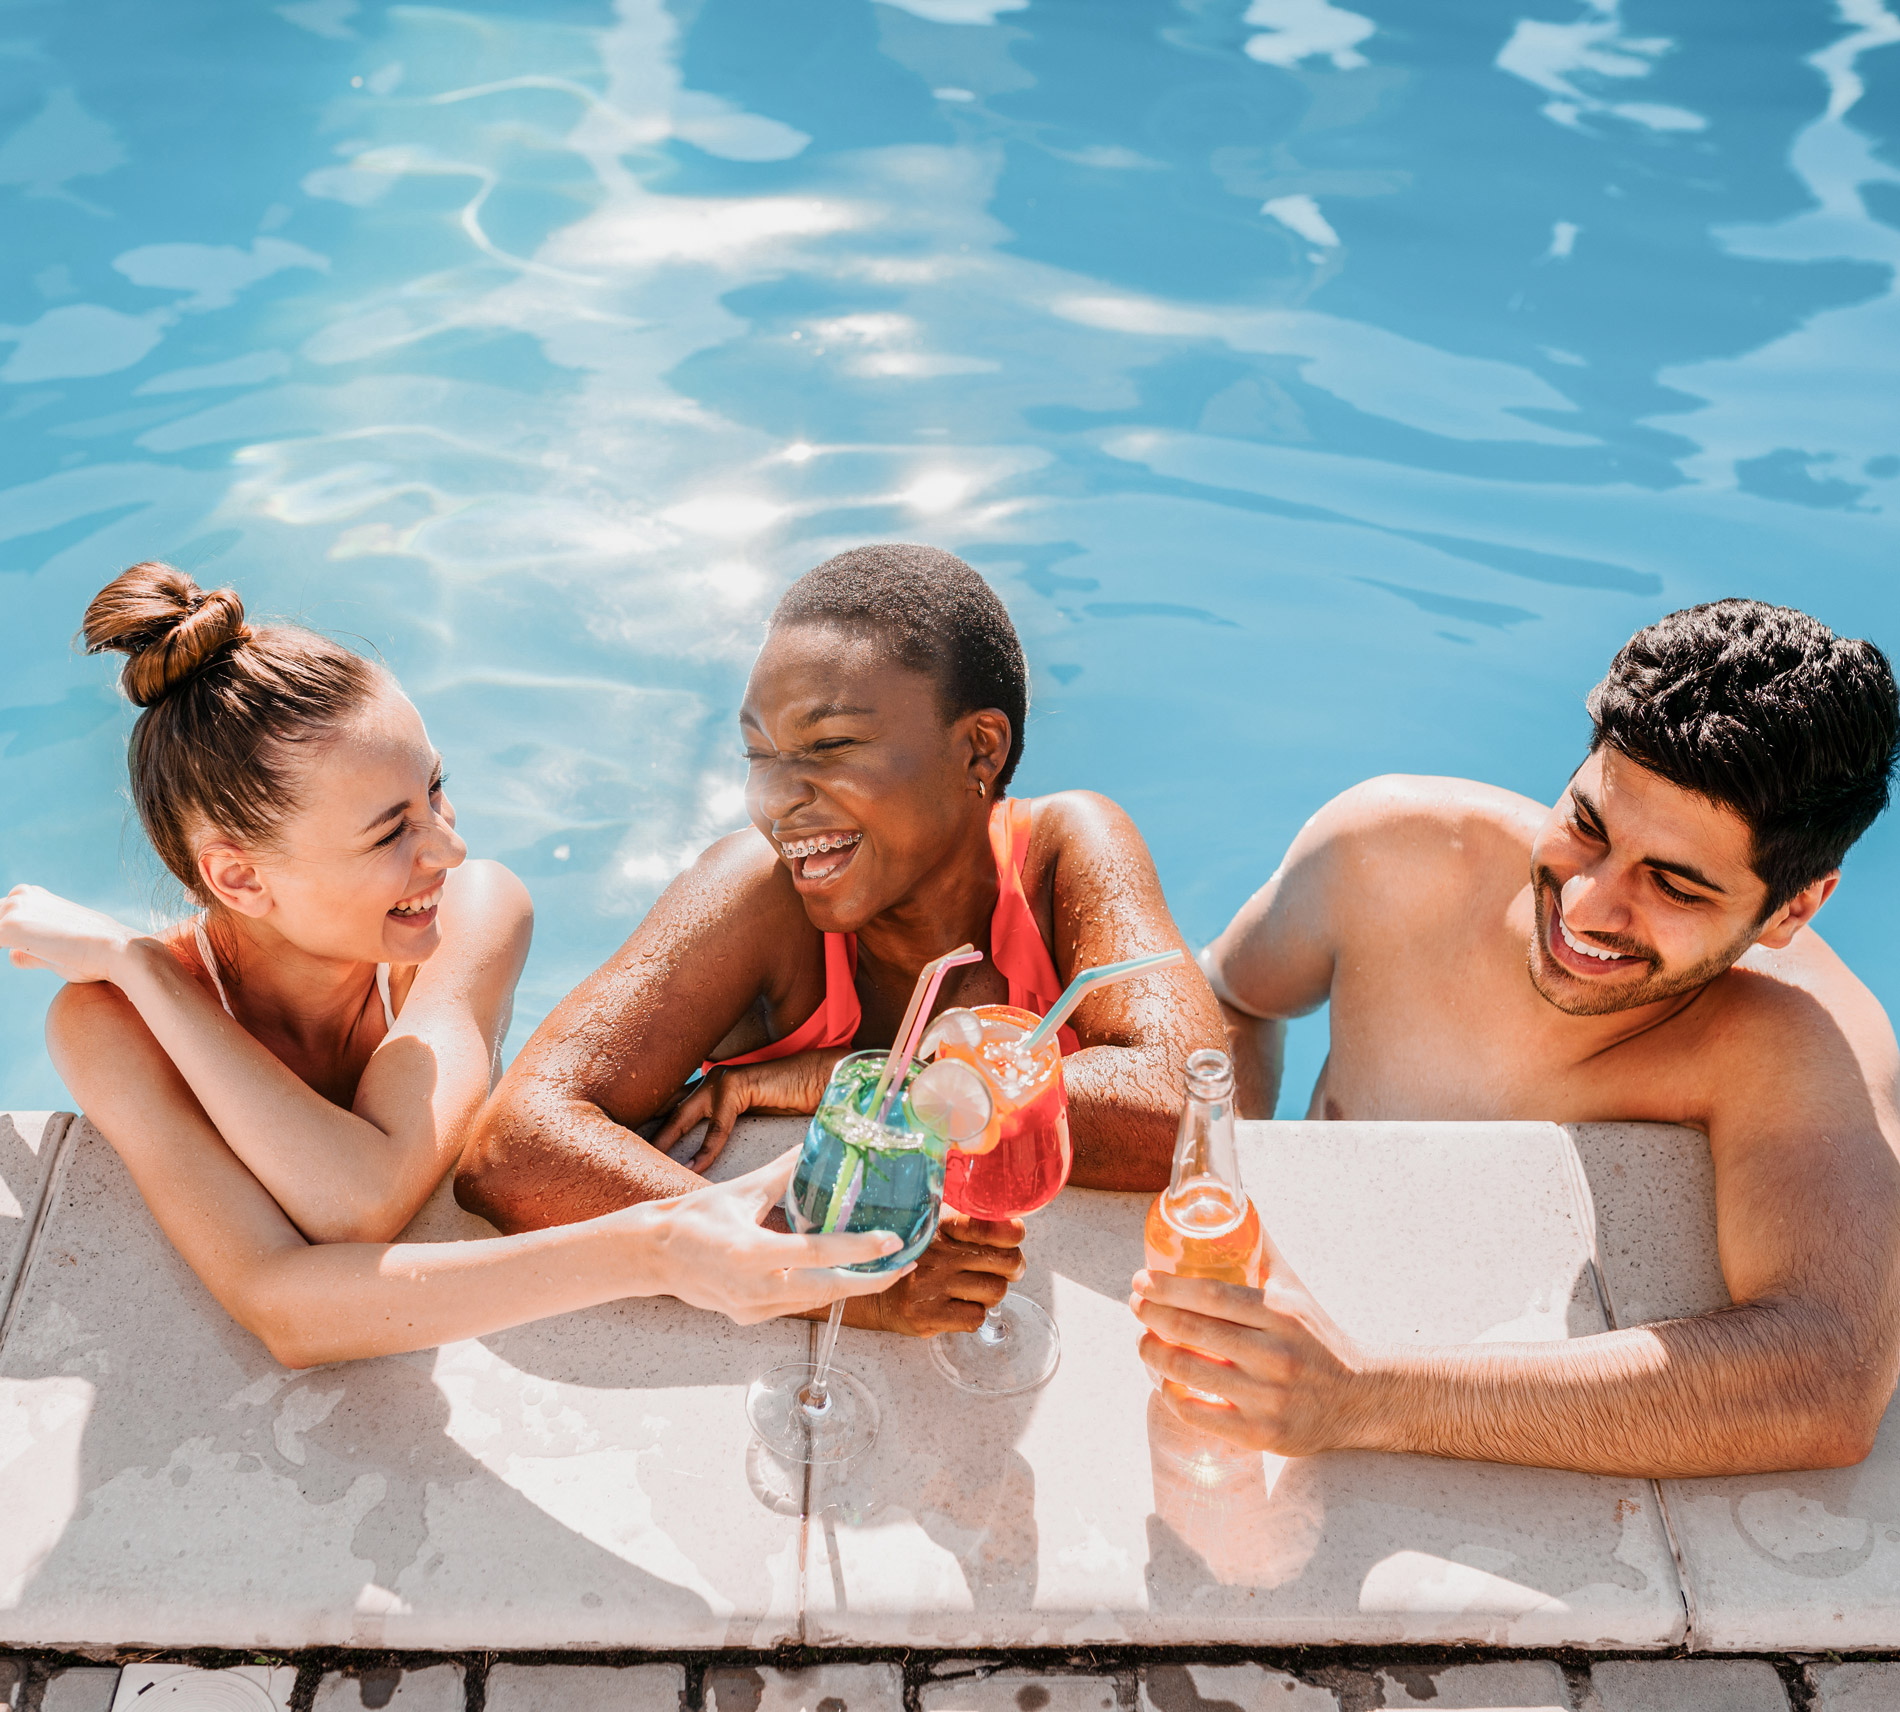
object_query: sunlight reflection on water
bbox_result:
[1,0,1897,1111]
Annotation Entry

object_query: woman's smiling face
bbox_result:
[740,622,1004,933]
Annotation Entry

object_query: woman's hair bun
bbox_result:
[82,561,252,707]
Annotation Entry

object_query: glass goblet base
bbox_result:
[929,1289,1060,1396]
[746,1361,880,1464]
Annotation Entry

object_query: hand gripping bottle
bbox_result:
[1145,1047,1264,1308]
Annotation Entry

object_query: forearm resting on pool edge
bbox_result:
[457,1085,705,1232]
[1344,1303,1895,1476]
[1207,1298,1894,1477]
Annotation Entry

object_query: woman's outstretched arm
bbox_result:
[1038,792,1228,1192]
[45,980,905,1366]
[2,861,531,1244]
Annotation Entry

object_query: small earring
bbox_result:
[977,780,987,798]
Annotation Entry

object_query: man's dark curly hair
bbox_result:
[1588,599,1899,915]
[770,543,1030,793]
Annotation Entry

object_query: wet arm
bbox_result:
[1200,800,1349,1119]
[458,835,802,1232]
[1043,793,1226,1192]
[47,988,901,1365]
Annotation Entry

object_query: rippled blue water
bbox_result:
[3,0,1898,1116]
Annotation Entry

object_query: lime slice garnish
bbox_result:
[920,1006,986,1059]
[906,1057,993,1147]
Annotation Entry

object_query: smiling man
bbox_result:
[1143,600,1900,1477]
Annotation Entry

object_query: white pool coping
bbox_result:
[0,1111,1889,1651]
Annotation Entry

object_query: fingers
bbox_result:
[921,1298,988,1334]
[925,1234,1025,1280]
[1137,1329,1243,1399]
[777,1225,905,1272]
[691,1083,747,1170]
[939,1212,1026,1249]
[651,1082,714,1152]
[1134,1267,1276,1328]
[1161,1386,1254,1446]
[1130,1291,1268,1367]
[945,1267,1010,1310]
[783,1259,917,1306]
[689,1120,732,1172]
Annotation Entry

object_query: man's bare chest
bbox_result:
[1315,953,1707,1127]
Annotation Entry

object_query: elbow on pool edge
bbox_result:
[452,1111,536,1233]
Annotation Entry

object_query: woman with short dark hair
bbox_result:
[459,543,1226,1338]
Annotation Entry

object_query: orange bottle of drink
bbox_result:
[1143,1049,1263,1404]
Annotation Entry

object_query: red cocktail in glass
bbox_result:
[931,1004,1071,1394]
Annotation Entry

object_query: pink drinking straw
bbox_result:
[871,943,984,1121]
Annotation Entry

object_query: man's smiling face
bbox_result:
[1526,746,1777,1017]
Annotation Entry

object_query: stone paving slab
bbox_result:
[805,1123,1685,1650]
[1805,1660,1900,1710]
[112,1664,298,1708]
[313,1665,464,1710]
[1582,1657,1789,1710]
[1377,1660,1570,1707]
[40,1667,119,1712]
[485,1663,686,1711]
[0,1114,71,1330]
[0,1118,809,1651]
[918,1670,1122,1712]
[1569,1122,1900,1652]
[1137,1662,1338,1711]
[706,1664,902,1712]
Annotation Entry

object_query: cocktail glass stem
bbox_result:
[976,1301,1008,1346]
[800,1300,847,1412]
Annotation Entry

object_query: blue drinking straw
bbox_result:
[1020,948,1186,1053]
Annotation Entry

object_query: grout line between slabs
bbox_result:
[1555,1123,1700,1652]
[0,1112,78,1361]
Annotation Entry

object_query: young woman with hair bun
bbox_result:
[0,563,910,1366]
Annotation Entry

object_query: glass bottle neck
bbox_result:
[1163,1050,1246,1236]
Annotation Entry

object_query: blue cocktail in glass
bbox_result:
[749,1049,990,1463]
[785,1050,947,1272]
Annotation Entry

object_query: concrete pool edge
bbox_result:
[3,1113,1897,1658]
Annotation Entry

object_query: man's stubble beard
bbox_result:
[1525,871,1754,1019]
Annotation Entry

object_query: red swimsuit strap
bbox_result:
[704,797,1076,1072]
[988,796,1081,1055]
[701,932,859,1071]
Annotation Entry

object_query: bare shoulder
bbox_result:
[668,826,806,921]
[601,826,814,980]
[445,857,533,928]
[1317,773,1544,850]
[1294,774,1543,907]
[1705,930,1900,1119]
[1029,789,1144,850]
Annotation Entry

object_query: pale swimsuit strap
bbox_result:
[193,915,398,1029]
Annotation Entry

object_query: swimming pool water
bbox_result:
[3,0,1897,1117]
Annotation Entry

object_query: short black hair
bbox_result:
[1587,599,1899,914]
[771,543,1031,793]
